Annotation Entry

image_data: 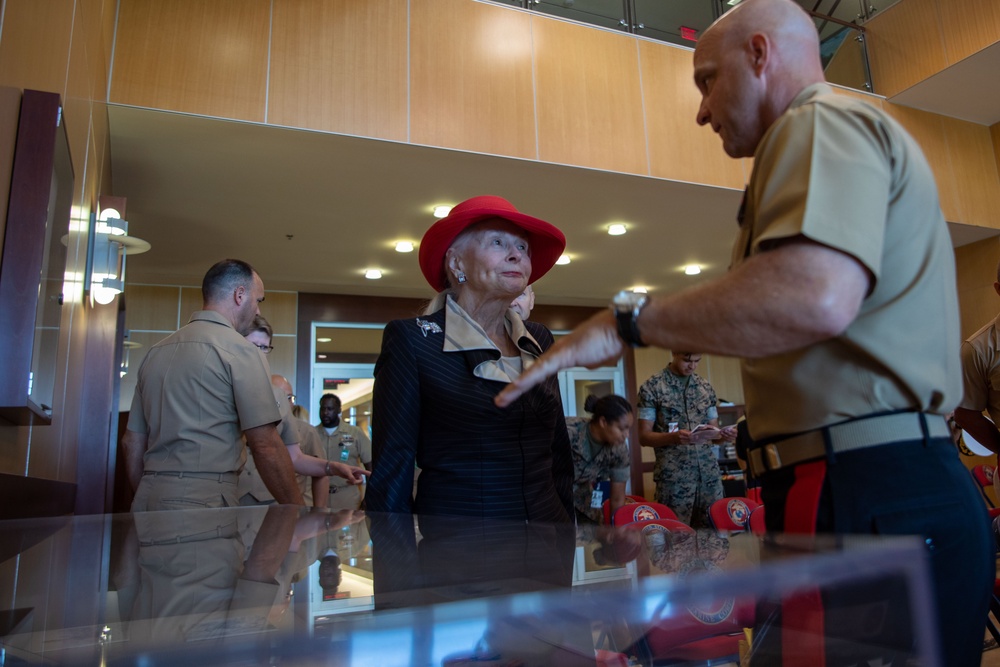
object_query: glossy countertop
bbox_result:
[0,506,938,666]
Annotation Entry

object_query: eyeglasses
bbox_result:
[254,343,274,354]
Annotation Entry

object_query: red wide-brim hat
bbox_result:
[418,195,566,293]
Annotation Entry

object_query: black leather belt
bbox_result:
[747,412,950,477]
[143,470,237,483]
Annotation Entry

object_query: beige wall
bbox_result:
[108,0,749,193]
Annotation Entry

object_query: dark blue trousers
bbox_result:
[754,436,993,667]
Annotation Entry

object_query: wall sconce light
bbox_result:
[85,195,150,306]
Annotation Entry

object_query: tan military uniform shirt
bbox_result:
[314,422,371,510]
[733,83,961,439]
[128,310,281,474]
[960,314,1000,425]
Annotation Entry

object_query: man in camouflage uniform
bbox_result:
[637,352,733,528]
[565,416,630,524]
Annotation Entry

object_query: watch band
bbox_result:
[613,294,648,348]
[616,310,646,347]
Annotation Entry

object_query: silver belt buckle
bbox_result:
[764,443,782,471]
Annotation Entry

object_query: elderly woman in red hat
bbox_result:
[365,195,574,522]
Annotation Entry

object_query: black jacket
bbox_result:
[366,308,574,522]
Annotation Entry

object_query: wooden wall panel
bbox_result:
[410,0,536,159]
[532,19,648,175]
[992,122,1000,182]
[110,0,270,122]
[882,102,961,223]
[0,0,75,96]
[824,33,869,93]
[941,116,1000,229]
[261,291,297,336]
[267,335,297,389]
[0,87,21,259]
[63,10,92,185]
[77,0,110,102]
[954,237,1000,339]
[639,41,745,190]
[179,286,202,326]
[125,285,181,331]
[938,0,1000,65]
[269,0,407,141]
[865,0,948,97]
[100,0,118,88]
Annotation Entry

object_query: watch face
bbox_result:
[613,290,644,311]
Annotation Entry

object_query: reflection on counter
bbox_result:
[0,507,939,666]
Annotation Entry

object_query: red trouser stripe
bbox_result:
[781,460,828,666]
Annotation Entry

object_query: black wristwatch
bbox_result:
[611,290,649,347]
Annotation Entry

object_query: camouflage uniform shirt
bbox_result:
[566,417,630,524]
[637,367,723,528]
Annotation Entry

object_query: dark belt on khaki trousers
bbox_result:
[746,411,950,478]
[143,470,238,483]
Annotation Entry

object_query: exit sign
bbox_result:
[680,26,698,42]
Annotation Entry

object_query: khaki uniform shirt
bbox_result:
[733,83,961,439]
[128,310,281,474]
[313,422,372,509]
[960,314,1000,425]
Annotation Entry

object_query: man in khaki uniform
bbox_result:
[124,260,366,511]
[124,259,303,510]
[315,394,372,511]
[954,259,1000,496]
[496,1,991,664]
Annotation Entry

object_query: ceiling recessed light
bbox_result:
[607,224,627,236]
[632,286,648,294]
[684,264,702,275]
[395,241,414,253]
[433,205,452,218]
[365,269,383,279]
[555,254,571,265]
[317,337,332,343]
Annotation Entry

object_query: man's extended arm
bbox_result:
[285,443,370,484]
[245,424,306,505]
[497,238,870,406]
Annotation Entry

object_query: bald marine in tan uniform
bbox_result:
[123,259,366,511]
[496,0,992,664]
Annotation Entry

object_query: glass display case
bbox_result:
[0,507,939,666]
